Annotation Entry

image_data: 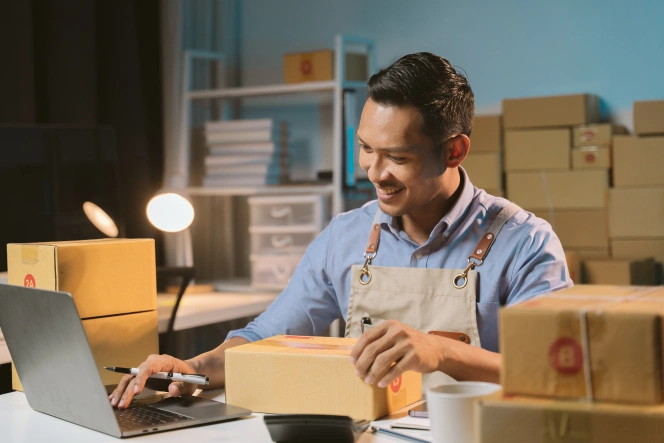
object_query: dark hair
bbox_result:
[367,52,474,145]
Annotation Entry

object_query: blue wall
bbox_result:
[239,0,664,116]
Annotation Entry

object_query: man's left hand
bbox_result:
[349,319,444,387]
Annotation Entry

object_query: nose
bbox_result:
[359,152,390,183]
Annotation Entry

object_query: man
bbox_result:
[110,52,570,409]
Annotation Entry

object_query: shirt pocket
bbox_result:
[476,302,499,353]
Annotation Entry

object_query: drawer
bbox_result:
[250,254,302,290]
[248,195,327,229]
[249,228,319,254]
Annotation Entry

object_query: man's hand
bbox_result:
[350,320,444,388]
[109,354,198,409]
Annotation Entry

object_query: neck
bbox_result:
[399,168,463,245]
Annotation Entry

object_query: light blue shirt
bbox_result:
[227,168,572,352]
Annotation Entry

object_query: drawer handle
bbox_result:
[270,206,292,219]
[271,263,292,280]
[271,235,293,248]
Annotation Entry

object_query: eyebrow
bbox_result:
[356,135,416,154]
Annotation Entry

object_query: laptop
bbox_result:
[0,284,252,437]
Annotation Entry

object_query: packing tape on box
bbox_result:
[544,410,592,441]
[578,309,593,402]
[20,245,39,264]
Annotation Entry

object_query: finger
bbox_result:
[350,321,389,364]
[365,343,408,385]
[354,334,396,381]
[118,377,137,409]
[376,359,406,389]
[110,374,134,407]
[132,357,160,395]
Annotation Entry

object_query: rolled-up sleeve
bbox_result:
[226,220,342,342]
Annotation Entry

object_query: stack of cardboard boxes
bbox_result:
[608,99,664,284]
[478,284,664,442]
[6,239,159,391]
[465,115,504,196]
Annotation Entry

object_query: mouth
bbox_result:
[375,186,405,198]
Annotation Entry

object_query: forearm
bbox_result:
[436,337,501,383]
[187,337,250,390]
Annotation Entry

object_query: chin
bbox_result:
[377,201,407,217]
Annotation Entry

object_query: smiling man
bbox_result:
[110,52,571,408]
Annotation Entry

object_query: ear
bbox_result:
[445,134,470,168]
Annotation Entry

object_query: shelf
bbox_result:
[187,183,335,197]
[188,81,336,100]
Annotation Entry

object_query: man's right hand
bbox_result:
[109,354,198,409]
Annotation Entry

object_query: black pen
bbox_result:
[104,367,210,385]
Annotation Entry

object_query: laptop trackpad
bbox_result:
[149,396,251,420]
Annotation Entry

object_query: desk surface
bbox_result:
[0,390,393,442]
[0,289,278,365]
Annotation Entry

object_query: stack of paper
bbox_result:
[203,119,289,187]
[370,416,431,442]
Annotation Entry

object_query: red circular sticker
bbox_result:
[300,60,313,75]
[585,153,596,164]
[548,338,583,374]
[390,375,402,393]
[24,274,36,288]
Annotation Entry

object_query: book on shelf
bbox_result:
[204,154,273,167]
[205,163,273,177]
[207,142,277,156]
[203,173,287,188]
[204,129,277,144]
[204,118,273,133]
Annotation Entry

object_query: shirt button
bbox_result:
[415,252,423,260]
[444,231,450,238]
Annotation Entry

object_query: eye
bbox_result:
[388,155,404,162]
[360,143,373,153]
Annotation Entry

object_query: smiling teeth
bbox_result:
[379,188,403,195]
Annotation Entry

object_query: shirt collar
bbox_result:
[379,166,475,239]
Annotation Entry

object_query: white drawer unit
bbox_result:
[248,195,327,230]
[249,227,319,255]
[250,254,303,290]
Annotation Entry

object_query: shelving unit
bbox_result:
[175,35,377,216]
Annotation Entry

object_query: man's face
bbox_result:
[357,98,449,218]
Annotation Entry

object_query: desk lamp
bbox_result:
[83,201,120,238]
[146,190,195,267]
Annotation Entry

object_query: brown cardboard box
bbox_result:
[502,94,599,129]
[479,393,664,443]
[611,239,664,264]
[462,153,502,190]
[470,115,502,153]
[504,129,570,171]
[613,136,664,187]
[506,170,608,210]
[12,310,159,389]
[500,285,664,404]
[572,123,627,147]
[535,210,608,249]
[484,188,504,197]
[571,146,611,170]
[283,50,367,84]
[583,259,658,285]
[564,248,611,260]
[609,187,664,238]
[634,100,664,135]
[6,239,157,318]
[565,251,581,283]
[225,335,422,420]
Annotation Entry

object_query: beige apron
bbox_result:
[345,203,520,392]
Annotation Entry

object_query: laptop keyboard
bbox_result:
[115,403,193,430]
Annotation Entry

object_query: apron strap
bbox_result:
[469,203,521,264]
[364,209,383,256]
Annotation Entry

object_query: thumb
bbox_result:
[168,381,196,397]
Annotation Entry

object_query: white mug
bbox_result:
[427,381,501,443]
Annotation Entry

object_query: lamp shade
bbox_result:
[146,191,195,233]
[83,201,119,237]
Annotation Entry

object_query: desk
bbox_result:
[0,390,391,442]
[0,288,278,365]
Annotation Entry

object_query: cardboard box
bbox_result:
[571,146,611,170]
[609,187,664,238]
[611,239,664,264]
[572,123,627,147]
[583,259,658,285]
[479,393,664,443]
[634,100,664,135]
[535,210,608,249]
[462,153,502,190]
[564,248,611,260]
[501,286,664,404]
[12,309,159,390]
[225,335,422,420]
[283,50,367,84]
[484,188,504,198]
[613,136,664,187]
[6,239,157,319]
[506,170,608,210]
[565,251,581,283]
[504,129,570,171]
[470,115,502,153]
[502,94,599,129]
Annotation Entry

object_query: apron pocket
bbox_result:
[476,302,499,353]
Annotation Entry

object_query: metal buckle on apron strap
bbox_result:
[359,223,381,285]
[359,251,376,285]
[453,256,483,289]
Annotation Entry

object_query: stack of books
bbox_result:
[203,119,289,187]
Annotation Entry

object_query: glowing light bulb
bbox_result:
[146,193,195,233]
